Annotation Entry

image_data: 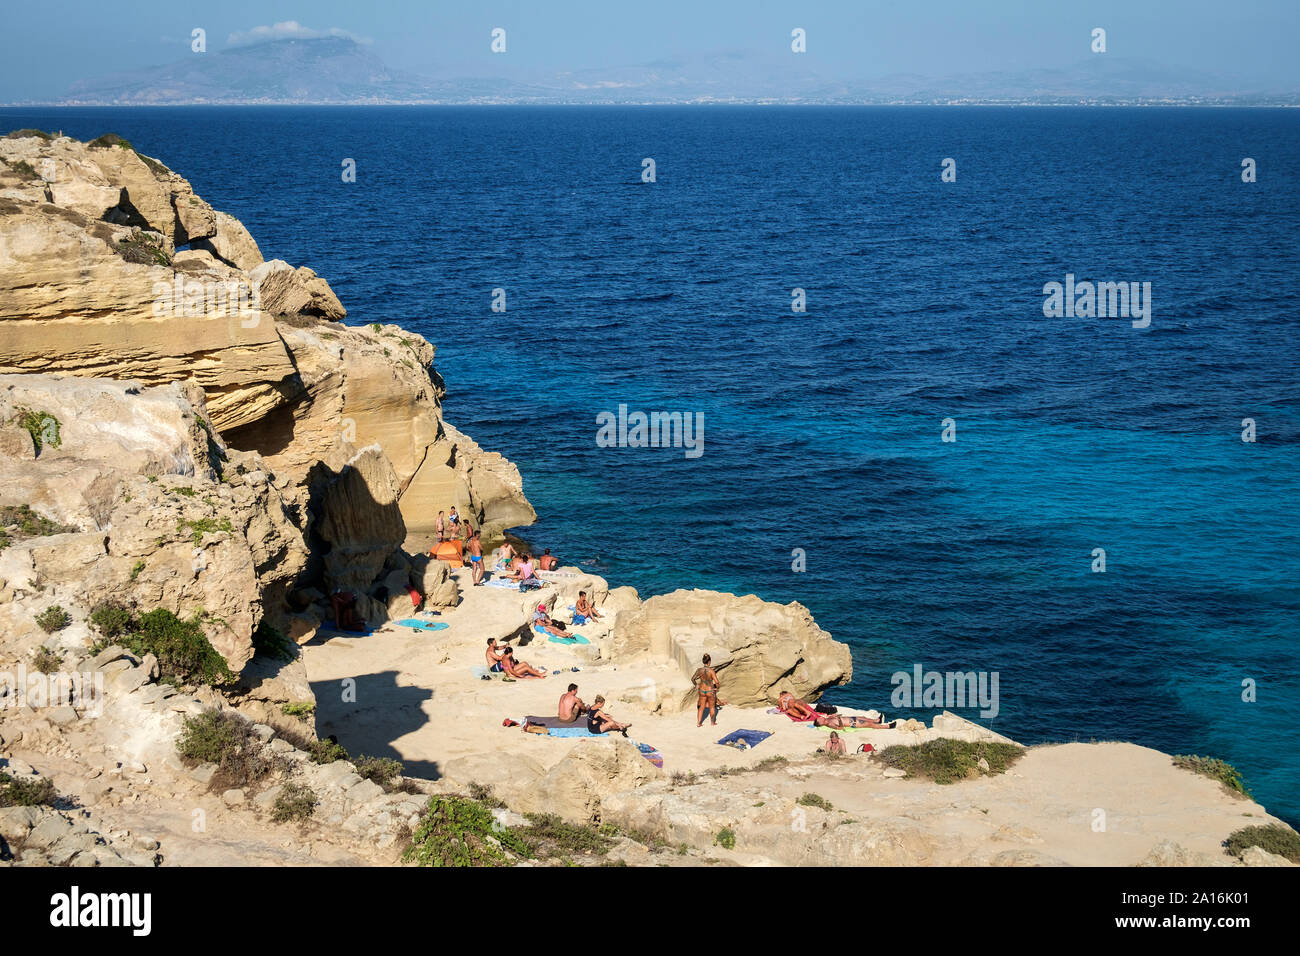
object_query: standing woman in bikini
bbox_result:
[692,654,720,728]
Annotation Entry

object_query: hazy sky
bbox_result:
[1,0,1297,100]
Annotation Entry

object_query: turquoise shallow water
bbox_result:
[4,105,1297,824]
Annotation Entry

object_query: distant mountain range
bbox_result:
[31,37,1300,106]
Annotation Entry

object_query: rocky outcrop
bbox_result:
[611,589,852,707]
[192,210,264,271]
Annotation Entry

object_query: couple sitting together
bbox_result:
[777,691,897,730]
[559,684,630,736]
[485,637,546,679]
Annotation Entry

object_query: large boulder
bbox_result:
[611,589,852,707]
[511,737,663,824]
[193,210,264,271]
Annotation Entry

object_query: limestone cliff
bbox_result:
[0,131,534,672]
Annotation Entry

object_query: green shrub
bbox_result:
[13,408,61,451]
[88,602,133,640]
[523,813,614,857]
[129,560,146,582]
[402,796,534,867]
[176,710,272,790]
[87,132,132,149]
[177,516,233,546]
[714,828,736,850]
[116,233,170,267]
[30,646,61,673]
[5,159,41,180]
[354,755,403,789]
[271,782,318,823]
[0,505,72,548]
[34,606,70,633]
[307,737,348,764]
[115,607,235,686]
[5,128,53,140]
[797,792,833,811]
[1224,824,1300,863]
[0,772,57,808]
[281,701,315,719]
[1173,755,1249,796]
[252,620,294,662]
[876,739,1024,784]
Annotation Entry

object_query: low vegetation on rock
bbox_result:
[877,739,1024,784]
[34,605,71,633]
[176,710,274,792]
[1173,755,1249,796]
[90,604,235,687]
[402,795,533,867]
[270,782,318,824]
[0,503,74,551]
[1224,824,1300,863]
[0,773,58,808]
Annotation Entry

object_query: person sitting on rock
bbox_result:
[511,553,543,590]
[538,548,559,571]
[533,603,567,638]
[776,690,819,721]
[586,695,630,736]
[558,683,587,723]
[494,542,517,571]
[573,591,602,624]
[501,646,546,679]
[485,637,507,673]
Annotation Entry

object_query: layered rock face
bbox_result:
[0,132,534,674]
[611,589,853,707]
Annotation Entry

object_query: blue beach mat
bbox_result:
[397,619,449,632]
[537,626,589,645]
[548,726,607,738]
[717,729,772,749]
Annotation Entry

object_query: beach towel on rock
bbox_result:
[537,626,590,645]
[717,729,772,748]
[397,619,449,632]
[547,726,606,738]
[523,715,588,730]
[633,742,664,768]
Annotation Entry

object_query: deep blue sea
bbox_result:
[6,106,1298,825]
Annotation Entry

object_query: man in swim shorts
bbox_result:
[485,638,506,672]
[558,683,586,722]
[467,528,485,585]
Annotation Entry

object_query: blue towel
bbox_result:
[717,729,772,748]
[397,619,449,631]
[547,726,606,738]
[536,626,589,645]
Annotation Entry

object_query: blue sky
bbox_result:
[1,0,1297,100]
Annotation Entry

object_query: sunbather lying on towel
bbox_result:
[533,604,568,638]
[777,691,820,721]
[815,713,897,730]
[501,647,546,679]
[586,696,630,736]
